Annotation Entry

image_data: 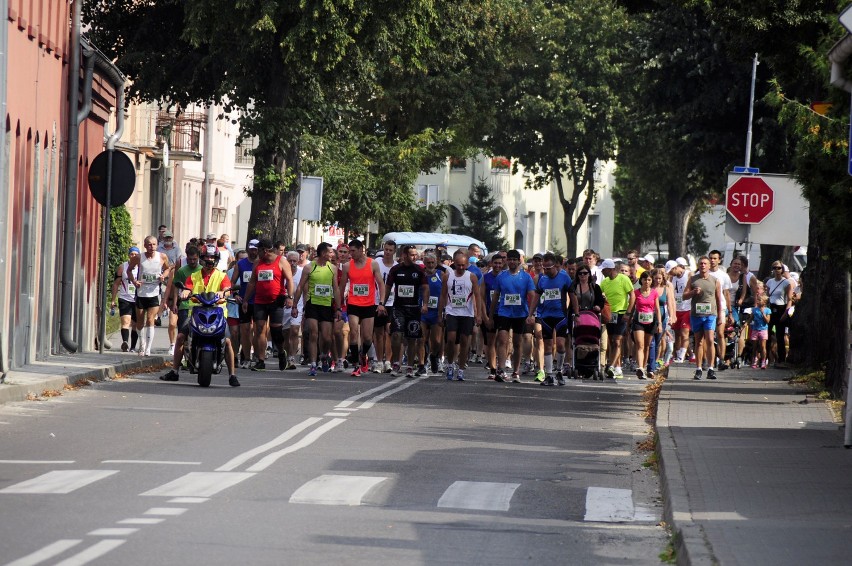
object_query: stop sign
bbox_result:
[726,176,774,224]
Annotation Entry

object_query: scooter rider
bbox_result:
[160,245,240,387]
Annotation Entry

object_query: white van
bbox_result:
[380,232,488,256]
[721,242,806,273]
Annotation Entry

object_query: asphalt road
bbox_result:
[0,363,667,565]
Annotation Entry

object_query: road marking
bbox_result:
[0,460,75,465]
[143,507,187,516]
[323,412,350,417]
[101,460,201,465]
[437,481,520,512]
[53,539,126,566]
[86,528,138,536]
[5,539,82,566]
[358,376,428,409]
[247,419,347,472]
[335,377,406,408]
[116,518,164,525]
[168,497,209,504]
[290,475,388,506]
[0,470,118,494]
[141,472,254,498]
[584,487,635,522]
[216,417,323,472]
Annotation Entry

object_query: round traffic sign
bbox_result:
[726,176,774,224]
[88,150,136,207]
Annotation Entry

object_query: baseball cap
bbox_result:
[162,230,173,238]
[675,257,689,267]
[205,232,217,240]
[665,260,678,272]
[374,250,383,258]
[642,253,655,263]
[532,253,544,260]
[248,239,259,249]
[296,244,307,252]
[601,258,616,270]
[257,238,273,250]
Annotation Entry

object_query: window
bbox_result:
[449,157,466,171]
[417,184,439,207]
[491,156,510,173]
[449,205,464,232]
[235,136,257,166]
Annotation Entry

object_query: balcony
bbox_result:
[153,111,205,161]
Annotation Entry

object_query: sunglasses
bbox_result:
[772,266,783,270]
[577,271,590,275]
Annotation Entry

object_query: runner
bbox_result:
[285,251,304,369]
[439,250,482,382]
[708,249,734,370]
[127,235,170,356]
[373,240,397,373]
[333,243,352,372]
[382,244,429,377]
[482,253,504,379]
[339,239,386,377]
[489,249,536,383]
[599,259,635,379]
[241,238,295,371]
[419,252,444,374]
[670,257,692,363]
[292,242,341,376]
[683,256,723,380]
[527,253,572,386]
[157,230,183,355]
[110,246,141,353]
[232,239,259,368]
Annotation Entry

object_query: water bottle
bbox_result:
[110,305,116,317]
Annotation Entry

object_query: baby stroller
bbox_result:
[571,310,602,380]
[720,322,742,369]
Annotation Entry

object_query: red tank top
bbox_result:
[254,258,284,305]
[347,257,377,307]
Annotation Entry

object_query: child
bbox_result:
[750,296,771,369]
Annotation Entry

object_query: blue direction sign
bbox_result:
[733,166,759,174]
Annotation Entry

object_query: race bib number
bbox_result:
[542,288,561,302]
[353,283,370,297]
[638,311,654,324]
[127,284,136,294]
[427,296,439,309]
[242,271,252,283]
[451,295,467,308]
[504,293,522,306]
[313,284,332,297]
[695,302,712,315]
[398,285,415,298]
[143,273,158,283]
[258,270,273,282]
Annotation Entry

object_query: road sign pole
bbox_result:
[98,149,114,354]
[848,92,852,176]
[745,53,759,168]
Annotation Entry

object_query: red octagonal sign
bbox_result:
[726,176,774,224]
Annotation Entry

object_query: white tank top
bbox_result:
[445,270,475,317]
[378,259,396,307]
[118,261,139,302]
[672,272,691,312]
[138,253,163,298]
[216,247,230,272]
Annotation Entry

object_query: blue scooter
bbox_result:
[176,282,228,387]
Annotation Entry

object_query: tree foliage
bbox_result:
[459,179,509,252]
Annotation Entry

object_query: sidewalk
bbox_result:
[657,362,852,565]
[0,326,170,405]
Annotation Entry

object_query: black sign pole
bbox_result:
[98,149,114,354]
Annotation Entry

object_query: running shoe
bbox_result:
[391,362,401,377]
[511,372,521,383]
[384,360,392,373]
[613,367,623,379]
[405,366,414,379]
[168,344,175,356]
[321,357,330,373]
[494,372,506,383]
[229,375,241,387]
[761,359,768,370]
[159,369,179,382]
[605,366,614,379]
[541,375,555,386]
[251,360,265,371]
[287,357,297,370]
[308,364,317,377]
[637,368,647,380]
[351,367,362,377]
[751,362,758,369]
[455,369,465,382]
[121,342,129,352]
[693,368,703,380]
[488,368,496,380]
[557,375,566,386]
[534,369,546,382]
[279,351,287,371]
[446,363,455,381]
[707,368,717,380]
[415,366,428,377]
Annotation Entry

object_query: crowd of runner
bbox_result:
[110,228,802,386]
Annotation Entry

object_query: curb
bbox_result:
[0,355,169,406]
[656,377,717,566]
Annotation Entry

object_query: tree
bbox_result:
[487,0,629,258]
[459,179,509,251]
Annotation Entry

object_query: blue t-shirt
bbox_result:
[535,271,572,318]
[467,263,483,283]
[236,257,256,304]
[495,270,535,318]
[423,271,443,323]
[484,270,499,312]
[751,307,770,331]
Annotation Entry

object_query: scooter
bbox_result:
[176,282,228,387]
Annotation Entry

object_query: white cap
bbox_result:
[782,264,790,272]
[642,253,655,263]
[600,258,616,270]
[676,256,689,267]
[665,260,678,272]
[205,232,217,240]
[248,239,259,249]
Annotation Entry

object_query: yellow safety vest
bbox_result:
[189,269,227,313]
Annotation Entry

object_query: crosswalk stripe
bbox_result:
[140,472,254,498]
[437,481,520,512]
[53,539,126,566]
[290,475,388,506]
[5,539,82,566]
[0,470,118,494]
[87,528,138,536]
[583,487,635,522]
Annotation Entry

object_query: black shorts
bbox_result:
[605,313,628,337]
[390,305,422,339]
[632,320,655,333]
[136,295,159,310]
[445,315,475,335]
[375,306,391,328]
[485,314,501,333]
[118,298,136,317]
[537,316,569,340]
[497,316,529,334]
[253,302,285,325]
[347,304,377,320]
[239,303,254,324]
[305,301,335,323]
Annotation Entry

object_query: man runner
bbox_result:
[338,239,386,377]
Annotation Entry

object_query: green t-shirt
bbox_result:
[307,261,335,307]
[600,273,634,314]
[175,264,202,310]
